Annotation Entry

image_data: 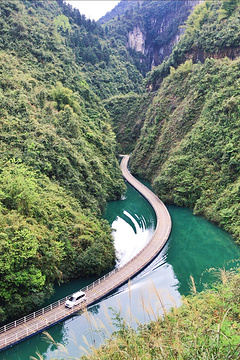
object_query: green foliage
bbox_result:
[51,81,81,113]
[131,56,240,244]
[184,2,213,38]
[53,14,71,34]
[102,0,198,76]
[222,0,240,17]
[81,270,240,360]
[0,161,117,321]
[146,0,240,90]
[104,93,154,153]
[0,0,128,321]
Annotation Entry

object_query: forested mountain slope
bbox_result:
[104,93,154,153]
[130,0,240,244]
[147,0,240,90]
[56,0,143,98]
[0,0,127,322]
[83,270,240,360]
[98,0,138,24]
[1,0,143,100]
[102,0,201,75]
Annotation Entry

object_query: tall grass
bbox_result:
[32,269,240,360]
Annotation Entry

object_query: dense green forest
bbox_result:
[0,0,130,322]
[128,0,240,245]
[0,0,144,100]
[104,93,154,153]
[0,1,240,351]
[101,0,199,75]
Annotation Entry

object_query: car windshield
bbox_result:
[69,296,75,302]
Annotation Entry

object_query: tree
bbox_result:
[51,81,81,113]
[222,0,239,17]
[53,14,71,35]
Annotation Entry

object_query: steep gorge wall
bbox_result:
[128,26,146,54]
[127,1,240,244]
[127,0,203,69]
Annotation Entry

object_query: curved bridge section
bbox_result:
[0,155,171,351]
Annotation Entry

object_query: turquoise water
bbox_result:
[1,182,239,360]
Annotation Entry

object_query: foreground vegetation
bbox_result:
[80,270,240,360]
[35,270,240,360]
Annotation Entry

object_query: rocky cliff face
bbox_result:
[127,0,203,69]
[101,0,205,75]
[128,26,145,54]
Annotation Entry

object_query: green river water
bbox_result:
[1,181,239,360]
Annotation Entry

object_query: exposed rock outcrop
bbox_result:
[126,0,203,69]
[128,26,145,54]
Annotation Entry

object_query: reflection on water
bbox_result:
[166,206,240,294]
[105,182,156,268]
[112,210,155,267]
[2,181,240,360]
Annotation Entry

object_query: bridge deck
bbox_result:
[0,155,171,351]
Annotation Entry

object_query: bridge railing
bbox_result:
[0,267,120,335]
[0,213,170,336]
[0,169,171,337]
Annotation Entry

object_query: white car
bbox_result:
[65,291,86,308]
